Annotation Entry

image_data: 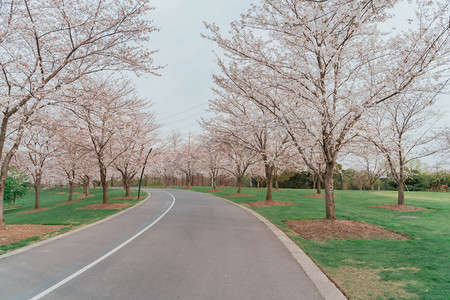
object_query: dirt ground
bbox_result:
[285,219,410,242]
[305,193,325,198]
[206,189,221,192]
[0,225,67,246]
[17,208,51,215]
[78,203,132,210]
[371,204,429,211]
[248,200,297,207]
[225,193,255,197]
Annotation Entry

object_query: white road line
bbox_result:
[30,191,176,300]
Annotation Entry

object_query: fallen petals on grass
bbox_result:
[371,204,430,211]
[285,219,410,241]
[248,200,297,207]
[78,203,132,210]
[0,225,67,246]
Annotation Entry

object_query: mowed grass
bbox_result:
[190,186,450,300]
[1,188,147,254]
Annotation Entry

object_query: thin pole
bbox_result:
[137,148,152,200]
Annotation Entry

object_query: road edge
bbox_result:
[213,194,347,300]
[0,192,151,260]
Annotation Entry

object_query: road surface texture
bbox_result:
[0,189,323,299]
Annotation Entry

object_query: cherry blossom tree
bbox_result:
[21,119,58,209]
[113,110,159,197]
[202,96,292,201]
[197,133,225,190]
[204,0,449,219]
[0,0,160,226]
[65,76,151,204]
[366,92,449,204]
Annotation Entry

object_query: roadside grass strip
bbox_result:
[1,188,147,255]
[191,186,450,300]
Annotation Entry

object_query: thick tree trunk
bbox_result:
[236,177,242,194]
[100,169,108,204]
[125,180,131,197]
[397,181,405,205]
[324,163,337,220]
[316,178,322,194]
[265,164,273,201]
[68,180,75,201]
[0,182,5,228]
[34,175,41,209]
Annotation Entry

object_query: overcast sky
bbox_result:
[134,0,253,137]
[136,0,449,168]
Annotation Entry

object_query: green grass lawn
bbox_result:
[189,186,450,300]
[1,187,147,254]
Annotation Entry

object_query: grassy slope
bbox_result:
[1,188,147,254]
[190,186,450,300]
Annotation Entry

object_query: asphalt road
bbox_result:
[0,189,323,299]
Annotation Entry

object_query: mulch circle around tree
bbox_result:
[112,196,140,200]
[76,194,95,200]
[248,200,297,207]
[78,203,132,210]
[206,189,221,192]
[0,225,67,246]
[285,219,410,242]
[17,208,51,215]
[56,200,84,206]
[371,204,430,212]
[224,193,255,198]
[305,193,325,198]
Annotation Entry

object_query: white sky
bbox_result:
[135,0,254,137]
[135,0,449,167]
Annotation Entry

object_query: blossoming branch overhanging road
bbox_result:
[0,189,323,300]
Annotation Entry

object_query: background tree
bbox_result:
[4,168,28,207]
[367,92,449,205]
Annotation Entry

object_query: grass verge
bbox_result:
[189,186,449,300]
[1,188,147,255]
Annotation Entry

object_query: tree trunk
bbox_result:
[83,175,90,196]
[236,176,242,194]
[0,182,6,228]
[68,180,75,201]
[125,179,131,197]
[34,175,41,209]
[324,163,337,220]
[100,169,108,204]
[316,177,322,194]
[265,164,273,201]
[397,181,405,205]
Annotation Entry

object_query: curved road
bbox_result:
[0,189,323,299]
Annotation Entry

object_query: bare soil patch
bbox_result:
[17,208,51,215]
[224,193,255,198]
[56,192,66,194]
[285,219,410,241]
[0,225,67,246]
[248,200,297,207]
[206,189,221,192]
[182,186,193,190]
[78,203,132,210]
[305,193,324,198]
[56,200,83,206]
[112,196,140,200]
[76,194,95,200]
[371,204,430,212]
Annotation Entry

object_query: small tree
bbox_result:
[4,169,28,207]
